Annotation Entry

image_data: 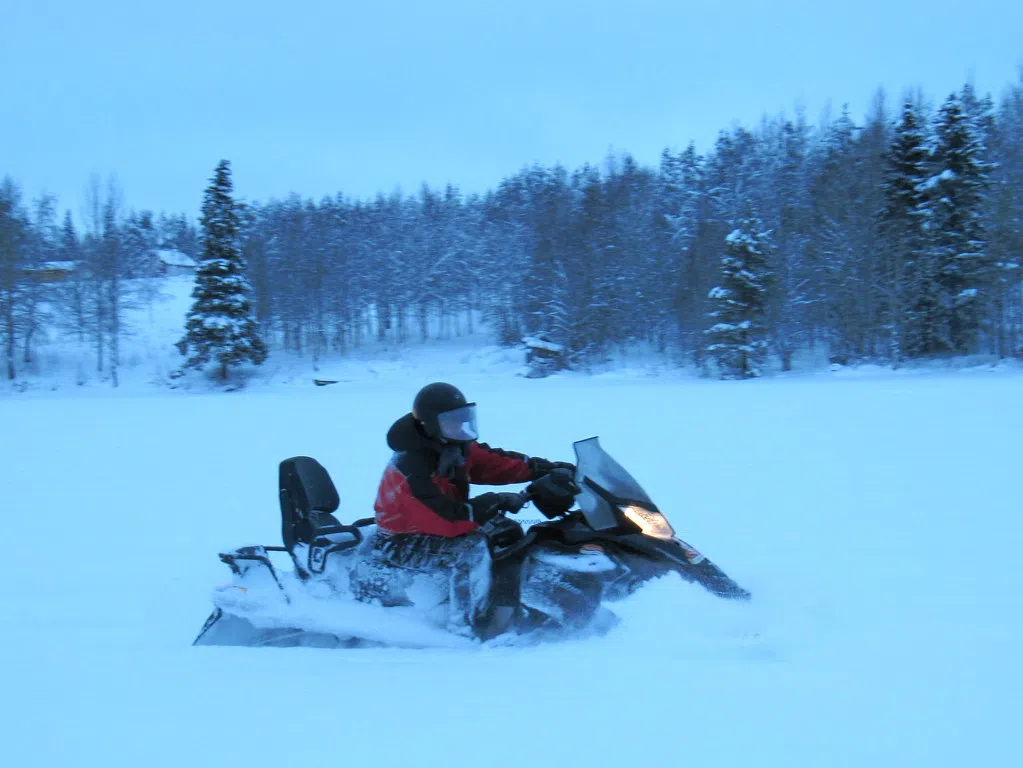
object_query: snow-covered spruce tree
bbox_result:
[988,76,1023,356]
[704,218,770,379]
[177,160,267,380]
[879,99,931,360]
[0,178,28,380]
[918,92,995,354]
[657,144,706,359]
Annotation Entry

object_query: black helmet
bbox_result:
[413,382,478,442]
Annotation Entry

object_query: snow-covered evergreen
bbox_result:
[0,178,28,380]
[988,77,1023,356]
[918,91,995,354]
[704,219,771,379]
[880,99,932,360]
[177,160,267,380]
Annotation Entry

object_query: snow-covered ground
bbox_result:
[2,363,1021,766]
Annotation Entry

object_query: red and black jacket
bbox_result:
[373,413,539,537]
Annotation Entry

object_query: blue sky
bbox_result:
[2,0,1021,223]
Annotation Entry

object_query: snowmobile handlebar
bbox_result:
[496,488,574,520]
[514,469,582,519]
[491,468,583,519]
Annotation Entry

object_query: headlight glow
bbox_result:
[621,505,675,540]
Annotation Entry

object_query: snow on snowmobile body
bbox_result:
[193,437,750,649]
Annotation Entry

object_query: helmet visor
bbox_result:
[437,404,478,441]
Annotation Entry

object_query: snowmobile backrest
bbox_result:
[279,456,342,552]
[280,456,340,516]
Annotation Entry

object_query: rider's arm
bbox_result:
[465,442,536,485]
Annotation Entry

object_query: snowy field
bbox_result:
[2,365,1021,767]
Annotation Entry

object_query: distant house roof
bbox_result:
[155,249,197,268]
[523,336,565,353]
[37,261,79,271]
[21,260,79,273]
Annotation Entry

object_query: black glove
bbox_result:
[528,457,577,478]
[469,492,526,524]
[526,468,580,518]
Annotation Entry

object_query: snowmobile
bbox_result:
[192,437,750,649]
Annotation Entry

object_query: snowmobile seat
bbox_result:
[279,457,364,575]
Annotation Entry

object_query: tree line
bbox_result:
[2,76,1022,384]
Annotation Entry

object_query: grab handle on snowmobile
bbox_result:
[218,546,285,573]
[312,523,362,539]
[217,546,290,601]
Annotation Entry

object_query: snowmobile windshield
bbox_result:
[572,437,656,531]
[437,404,479,442]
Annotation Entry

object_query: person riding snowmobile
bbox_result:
[359,382,575,634]
[374,382,573,536]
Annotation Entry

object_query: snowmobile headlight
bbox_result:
[621,505,675,540]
